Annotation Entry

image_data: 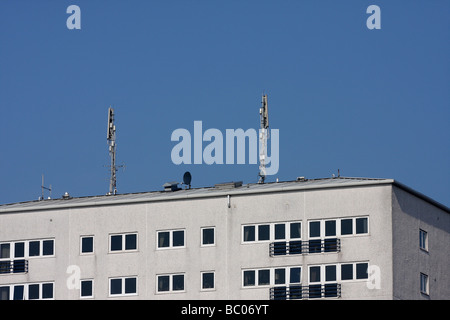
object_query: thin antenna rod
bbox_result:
[107,107,118,195]
[258,94,269,184]
[40,174,52,200]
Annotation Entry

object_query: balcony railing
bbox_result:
[269,239,341,256]
[270,284,341,300]
[0,260,28,274]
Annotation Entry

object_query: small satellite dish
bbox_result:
[183,171,192,188]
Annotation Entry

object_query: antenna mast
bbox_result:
[258,94,269,184]
[40,174,52,200]
[107,107,119,195]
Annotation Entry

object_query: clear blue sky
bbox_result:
[0,0,449,207]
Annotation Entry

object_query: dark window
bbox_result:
[290,268,301,283]
[356,218,368,234]
[309,284,322,299]
[13,259,26,273]
[243,270,255,286]
[125,277,137,294]
[325,265,336,282]
[341,219,353,235]
[275,268,286,285]
[110,278,122,295]
[275,224,285,240]
[289,240,302,254]
[42,240,54,256]
[202,272,214,289]
[290,222,301,239]
[258,269,270,286]
[243,226,255,242]
[341,264,353,280]
[356,263,368,279]
[81,280,93,297]
[309,221,320,238]
[13,285,24,300]
[29,241,40,257]
[158,275,170,292]
[125,234,137,250]
[325,220,336,237]
[172,275,184,291]
[42,283,53,299]
[309,266,321,283]
[0,243,10,259]
[28,284,39,300]
[324,283,338,298]
[0,286,10,300]
[258,225,270,241]
[172,230,184,247]
[14,242,25,258]
[202,228,215,245]
[110,235,122,251]
[158,232,170,248]
[81,237,94,253]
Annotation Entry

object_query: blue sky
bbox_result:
[0,0,449,207]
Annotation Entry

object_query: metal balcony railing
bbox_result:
[270,283,341,300]
[269,239,341,256]
[0,260,28,274]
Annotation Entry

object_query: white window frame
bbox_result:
[80,279,94,299]
[307,217,369,240]
[109,232,138,253]
[80,235,94,255]
[156,229,186,249]
[419,229,428,252]
[109,276,138,297]
[156,273,185,293]
[241,266,301,288]
[0,239,55,260]
[201,271,215,291]
[201,227,215,247]
[420,273,429,295]
[241,221,302,244]
[0,282,54,300]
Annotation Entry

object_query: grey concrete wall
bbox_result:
[392,186,450,299]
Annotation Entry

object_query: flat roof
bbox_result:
[0,177,448,214]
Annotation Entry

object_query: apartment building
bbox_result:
[0,176,449,300]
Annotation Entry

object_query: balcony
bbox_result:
[0,260,28,274]
[270,284,341,300]
[269,239,341,256]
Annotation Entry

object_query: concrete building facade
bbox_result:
[0,177,449,300]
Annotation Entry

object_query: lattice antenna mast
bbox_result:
[258,94,269,184]
[107,107,118,195]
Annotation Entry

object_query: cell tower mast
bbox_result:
[258,94,269,184]
[107,107,118,195]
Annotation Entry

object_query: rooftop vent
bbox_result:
[163,182,181,192]
[62,192,72,199]
[214,181,243,190]
[296,177,308,182]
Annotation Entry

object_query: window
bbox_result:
[325,220,336,237]
[0,283,54,300]
[341,219,353,235]
[243,267,301,288]
[81,279,93,298]
[243,225,255,242]
[201,272,215,290]
[29,241,40,257]
[341,264,353,280]
[309,221,321,238]
[157,274,185,293]
[258,225,270,241]
[81,236,94,254]
[420,273,429,295]
[1,239,54,259]
[356,218,368,234]
[201,227,215,246]
[109,233,138,252]
[157,230,185,249]
[419,229,428,251]
[109,277,137,296]
[243,221,301,243]
[341,262,368,280]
